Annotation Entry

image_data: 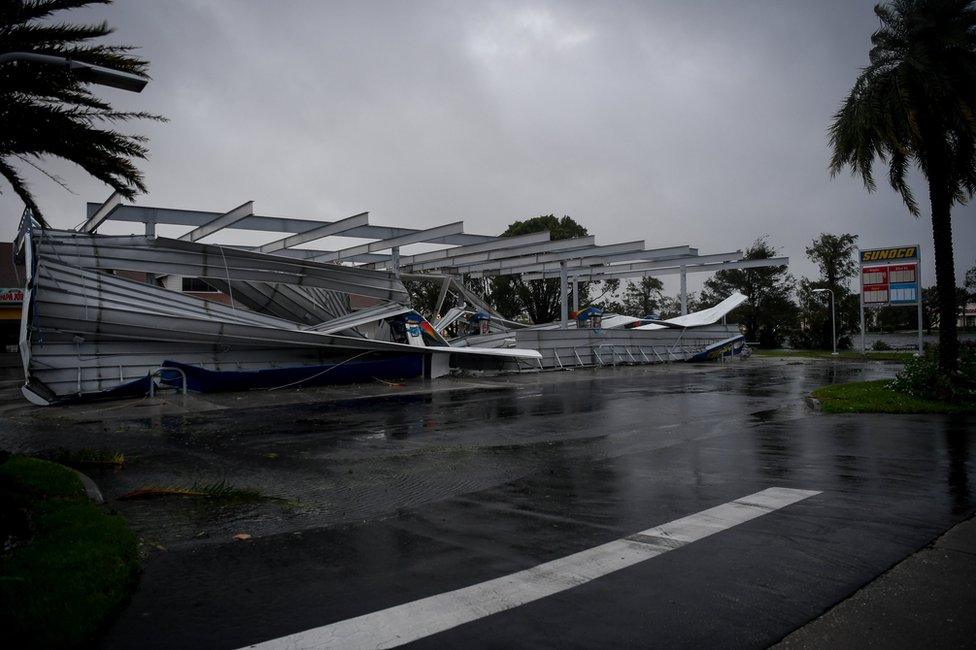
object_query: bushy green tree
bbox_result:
[829,0,976,375]
[966,261,976,302]
[805,233,859,289]
[0,0,164,223]
[921,285,970,331]
[790,233,861,349]
[619,277,664,317]
[700,236,796,347]
[403,277,455,319]
[485,215,588,323]
[656,294,683,320]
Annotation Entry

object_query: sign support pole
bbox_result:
[858,248,865,353]
[916,246,923,356]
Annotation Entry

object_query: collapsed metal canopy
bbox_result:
[15,196,785,405]
[83,195,789,322]
[86,197,782,280]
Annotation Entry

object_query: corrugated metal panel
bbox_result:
[514,326,740,369]
[305,303,413,334]
[34,230,408,301]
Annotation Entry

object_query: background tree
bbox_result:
[791,233,861,350]
[829,0,976,376]
[403,278,454,319]
[619,277,664,317]
[805,233,859,289]
[699,236,796,347]
[921,284,970,331]
[486,215,588,323]
[0,0,163,224]
[966,261,976,303]
[873,301,917,332]
[588,278,621,312]
[656,294,683,320]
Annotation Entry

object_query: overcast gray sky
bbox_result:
[2,0,974,294]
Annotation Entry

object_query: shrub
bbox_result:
[889,342,976,401]
[871,339,893,351]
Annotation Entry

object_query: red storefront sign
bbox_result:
[0,288,24,304]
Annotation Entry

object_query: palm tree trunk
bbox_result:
[928,176,959,376]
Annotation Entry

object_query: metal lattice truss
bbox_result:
[82,195,788,312]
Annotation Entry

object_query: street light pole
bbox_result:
[0,51,148,92]
[813,288,837,355]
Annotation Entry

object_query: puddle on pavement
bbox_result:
[0,359,911,551]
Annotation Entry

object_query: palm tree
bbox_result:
[0,0,163,225]
[829,0,976,377]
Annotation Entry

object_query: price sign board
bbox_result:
[858,244,922,354]
[859,248,919,307]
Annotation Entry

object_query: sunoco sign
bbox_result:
[860,246,919,263]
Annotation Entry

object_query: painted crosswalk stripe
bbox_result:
[243,486,820,650]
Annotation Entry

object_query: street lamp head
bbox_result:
[812,288,829,294]
[0,52,148,93]
[68,60,148,93]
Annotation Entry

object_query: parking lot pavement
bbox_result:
[2,357,972,648]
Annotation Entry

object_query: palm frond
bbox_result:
[829,0,976,211]
[0,0,161,217]
[0,157,47,226]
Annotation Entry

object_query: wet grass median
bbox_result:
[812,380,976,414]
[0,454,139,648]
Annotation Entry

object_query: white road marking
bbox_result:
[243,487,820,650]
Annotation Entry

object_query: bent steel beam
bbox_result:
[467,245,695,278]
[312,222,465,262]
[521,251,745,280]
[178,201,254,243]
[94,203,491,246]
[258,212,370,253]
[401,235,595,273]
[372,231,552,271]
[78,192,122,233]
[520,256,790,282]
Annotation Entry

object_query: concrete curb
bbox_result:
[65,466,105,504]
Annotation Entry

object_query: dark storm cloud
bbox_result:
[2,0,973,290]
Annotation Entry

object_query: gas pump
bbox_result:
[468,311,491,336]
[576,306,604,330]
[391,313,426,346]
[404,314,424,346]
[390,317,407,344]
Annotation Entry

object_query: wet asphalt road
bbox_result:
[3,357,974,648]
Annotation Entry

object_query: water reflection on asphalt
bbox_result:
[0,358,940,550]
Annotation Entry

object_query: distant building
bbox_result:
[0,242,24,351]
[960,302,976,329]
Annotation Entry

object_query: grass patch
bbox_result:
[0,456,139,648]
[811,380,976,414]
[753,349,914,362]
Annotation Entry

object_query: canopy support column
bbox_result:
[560,261,568,329]
[434,274,451,317]
[680,265,688,315]
[145,220,156,286]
